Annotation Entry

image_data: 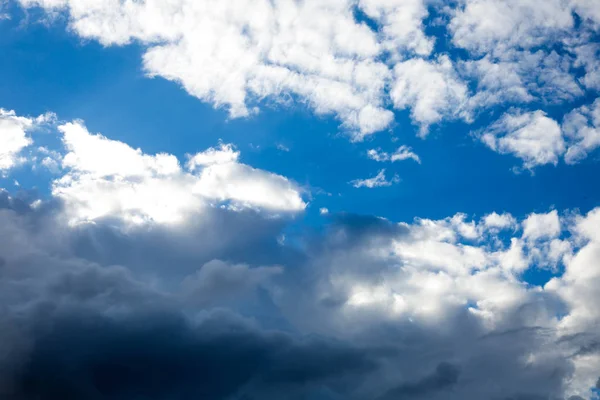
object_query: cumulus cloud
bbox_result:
[1,184,600,398]
[449,0,574,54]
[563,98,600,164]
[462,50,584,110]
[181,259,282,305]
[480,110,565,169]
[358,0,433,57]
[0,109,38,172]
[350,169,399,188]
[52,122,305,225]
[13,0,600,161]
[17,0,399,139]
[391,56,470,136]
[522,210,561,241]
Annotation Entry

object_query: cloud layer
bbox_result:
[0,112,599,398]
[15,0,600,158]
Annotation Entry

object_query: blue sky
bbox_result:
[1,1,600,399]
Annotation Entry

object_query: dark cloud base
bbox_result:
[0,193,597,400]
[7,309,378,400]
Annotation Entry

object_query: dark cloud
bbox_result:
[0,194,592,400]
[377,362,460,400]
[7,308,379,400]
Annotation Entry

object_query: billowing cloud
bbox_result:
[449,0,574,54]
[479,110,565,169]
[52,122,306,225]
[1,183,600,398]
[13,0,600,165]
[0,109,52,172]
[563,98,600,164]
[391,56,470,136]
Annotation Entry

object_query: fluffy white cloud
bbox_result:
[19,0,398,139]
[462,50,583,110]
[391,56,469,136]
[482,211,517,230]
[522,210,561,241]
[572,42,600,91]
[52,122,306,225]
[480,110,565,169]
[367,145,421,164]
[563,98,600,164]
[350,169,399,188]
[0,109,35,172]
[16,0,600,154]
[450,0,574,54]
[358,0,432,57]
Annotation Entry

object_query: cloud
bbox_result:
[377,362,460,400]
[462,50,584,110]
[181,260,282,305]
[18,0,398,139]
[367,145,421,164]
[358,0,432,57]
[7,308,379,400]
[0,109,36,172]
[522,210,561,241]
[563,98,600,164]
[350,169,399,188]
[391,56,469,136]
[483,212,517,230]
[1,185,600,398]
[13,0,600,158]
[449,0,574,54]
[52,122,306,225]
[479,110,565,170]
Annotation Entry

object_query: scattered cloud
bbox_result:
[391,56,469,136]
[350,169,399,188]
[368,145,421,164]
[479,110,565,170]
[0,109,35,172]
[52,122,306,225]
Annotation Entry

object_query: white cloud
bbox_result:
[572,42,600,91]
[350,169,399,188]
[0,109,34,172]
[480,110,565,169]
[19,0,397,139]
[367,145,421,164]
[319,207,329,215]
[522,210,561,241]
[462,50,583,110]
[391,56,469,136]
[186,142,240,168]
[358,0,432,57]
[15,0,599,152]
[366,148,389,162]
[449,0,574,54]
[52,121,306,225]
[562,98,600,164]
[482,212,517,230]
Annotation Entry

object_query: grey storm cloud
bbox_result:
[0,192,596,400]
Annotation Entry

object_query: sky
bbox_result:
[0,0,600,399]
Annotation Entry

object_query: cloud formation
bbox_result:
[14,0,600,161]
[52,122,305,225]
